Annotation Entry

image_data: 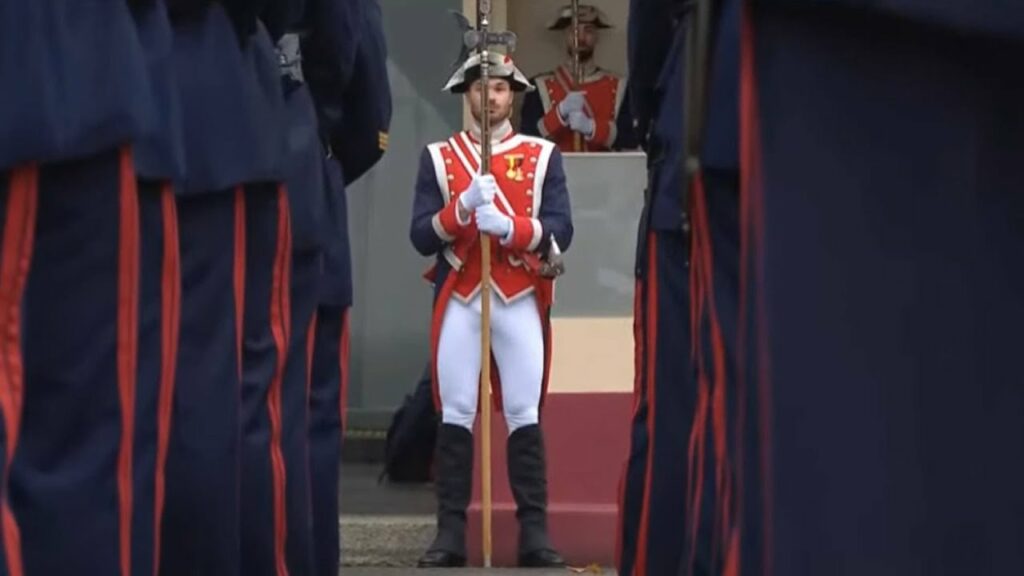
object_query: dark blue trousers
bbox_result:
[240,184,291,576]
[281,250,321,576]
[309,304,348,576]
[161,189,244,576]
[618,229,695,576]
[13,147,138,576]
[133,181,180,576]
[738,4,1024,574]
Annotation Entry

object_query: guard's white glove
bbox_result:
[567,110,596,139]
[475,202,513,239]
[459,173,497,211]
[558,91,588,120]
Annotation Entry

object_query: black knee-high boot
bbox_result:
[418,423,474,568]
[507,424,566,567]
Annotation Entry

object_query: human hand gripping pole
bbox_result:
[458,173,497,222]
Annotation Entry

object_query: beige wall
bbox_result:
[548,317,634,394]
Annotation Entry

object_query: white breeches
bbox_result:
[437,290,544,434]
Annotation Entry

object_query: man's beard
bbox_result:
[568,46,594,62]
[471,106,511,125]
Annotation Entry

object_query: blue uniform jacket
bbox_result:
[0,1,153,170]
[169,1,284,196]
[132,0,187,182]
[630,0,739,233]
[259,0,333,253]
[309,0,392,308]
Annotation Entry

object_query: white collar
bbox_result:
[468,119,513,144]
[561,59,599,79]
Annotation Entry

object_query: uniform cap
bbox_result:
[443,52,534,93]
[547,4,612,30]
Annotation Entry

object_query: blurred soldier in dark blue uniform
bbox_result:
[237,2,311,574]
[129,2,187,575]
[304,0,392,573]
[0,2,159,574]
[616,2,697,576]
[237,1,390,574]
[734,2,1024,574]
[160,2,286,575]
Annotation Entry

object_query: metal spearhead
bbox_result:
[449,9,518,66]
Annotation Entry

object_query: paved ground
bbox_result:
[339,465,615,573]
[342,463,435,515]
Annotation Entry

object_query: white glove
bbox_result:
[474,202,513,239]
[459,173,497,211]
[567,110,595,139]
[558,91,588,120]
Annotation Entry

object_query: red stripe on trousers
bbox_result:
[634,232,658,576]
[0,165,39,576]
[268,187,292,576]
[234,187,246,378]
[339,308,350,434]
[153,183,181,576]
[306,312,317,406]
[117,147,141,576]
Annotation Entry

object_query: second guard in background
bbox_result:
[519,4,636,152]
[410,53,572,569]
[303,0,393,573]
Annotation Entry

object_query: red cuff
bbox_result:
[504,217,543,252]
[432,200,471,242]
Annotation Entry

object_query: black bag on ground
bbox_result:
[380,364,439,484]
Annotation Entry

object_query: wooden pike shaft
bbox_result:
[571,0,582,151]
[476,0,494,568]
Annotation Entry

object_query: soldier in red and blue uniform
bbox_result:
[160,2,287,575]
[0,2,161,574]
[410,52,572,569]
[519,4,637,152]
[734,1,1024,574]
[302,0,393,574]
